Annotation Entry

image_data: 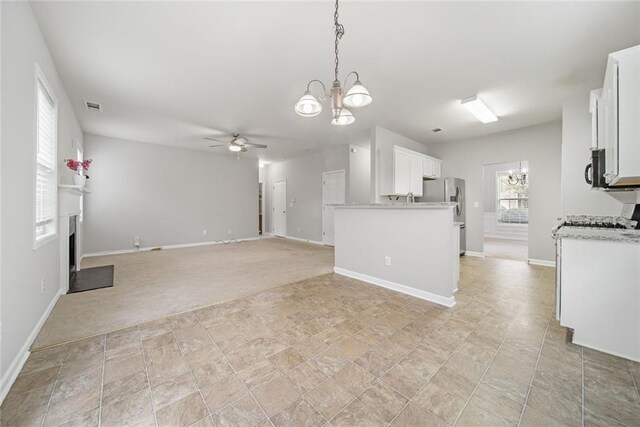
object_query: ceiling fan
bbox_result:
[204,133,267,153]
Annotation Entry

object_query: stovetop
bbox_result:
[561,215,638,230]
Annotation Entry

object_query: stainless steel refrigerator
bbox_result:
[421,177,466,255]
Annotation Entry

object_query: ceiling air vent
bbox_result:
[85,101,102,112]
[432,128,443,133]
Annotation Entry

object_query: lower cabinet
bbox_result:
[557,238,640,361]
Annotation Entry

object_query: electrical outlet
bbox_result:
[473,201,479,208]
[40,277,46,293]
[385,256,391,266]
[227,229,232,234]
[202,229,207,236]
[297,227,301,233]
[134,236,141,247]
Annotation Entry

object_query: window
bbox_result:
[496,171,528,224]
[34,66,58,247]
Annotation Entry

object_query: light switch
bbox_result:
[473,201,479,208]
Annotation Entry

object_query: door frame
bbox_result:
[271,179,287,237]
[322,169,346,246]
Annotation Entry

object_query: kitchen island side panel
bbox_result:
[334,206,455,306]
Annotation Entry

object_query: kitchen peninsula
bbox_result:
[333,203,460,307]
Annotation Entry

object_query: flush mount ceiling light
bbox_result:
[460,95,498,123]
[294,0,373,126]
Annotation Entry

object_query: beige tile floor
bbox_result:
[2,256,639,426]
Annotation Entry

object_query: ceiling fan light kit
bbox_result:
[294,0,373,126]
[204,133,267,155]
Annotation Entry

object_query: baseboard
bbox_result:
[284,235,324,246]
[464,251,485,258]
[83,236,261,258]
[572,338,639,363]
[528,258,556,267]
[334,267,456,308]
[484,234,528,242]
[0,289,64,405]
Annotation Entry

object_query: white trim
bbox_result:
[0,289,64,405]
[484,234,528,242]
[572,339,639,363]
[83,236,260,258]
[284,235,324,246]
[528,258,556,267]
[464,251,486,258]
[334,267,456,308]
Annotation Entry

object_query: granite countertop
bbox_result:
[554,227,640,243]
[333,202,456,209]
[552,214,640,243]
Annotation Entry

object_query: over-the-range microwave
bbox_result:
[585,148,640,191]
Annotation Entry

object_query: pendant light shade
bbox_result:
[343,80,373,108]
[228,145,242,152]
[294,91,322,117]
[331,108,355,126]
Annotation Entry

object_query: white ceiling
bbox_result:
[31,1,640,162]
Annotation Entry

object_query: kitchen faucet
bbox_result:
[406,192,414,204]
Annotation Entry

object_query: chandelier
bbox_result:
[294,0,373,125]
[507,163,528,189]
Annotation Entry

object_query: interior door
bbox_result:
[272,180,287,237]
[322,170,346,246]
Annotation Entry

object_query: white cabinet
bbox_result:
[380,146,436,196]
[410,155,423,196]
[422,156,442,179]
[599,45,640,186]
[557,237,640,361]
[393,149,412,195]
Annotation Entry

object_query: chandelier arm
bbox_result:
[306,79,328,100]
[343,71,360,91]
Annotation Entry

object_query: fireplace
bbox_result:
[69,215,77,285]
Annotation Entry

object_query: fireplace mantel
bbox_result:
[58,185,90,218]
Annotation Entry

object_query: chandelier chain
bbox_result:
[334,0,344,82]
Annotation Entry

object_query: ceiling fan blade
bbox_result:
[243,142,267,148]
[208,144,228,148]
[204,137,229,143]
[241,147,248,152]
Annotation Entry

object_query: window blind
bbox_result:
[35,80,57,242]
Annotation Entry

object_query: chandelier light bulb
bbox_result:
[343,80,373,108]
[331,108,355,126]
[294,91,322,117]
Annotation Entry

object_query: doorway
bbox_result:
[482,161,529,261]
[322,169,346,246]
[272,180,287,237]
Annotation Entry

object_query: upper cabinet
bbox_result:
[594,45,640,187]
[380,145,442,196]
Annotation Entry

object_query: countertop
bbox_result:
[333,202,455,209]
[554,227,640,243]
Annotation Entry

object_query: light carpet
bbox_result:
[32,237,333,349]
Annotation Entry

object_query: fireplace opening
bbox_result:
[69,215,77,284]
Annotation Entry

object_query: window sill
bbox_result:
[34,232,57,250]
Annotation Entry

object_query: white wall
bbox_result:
[430,121,562,262]
[83,134,258,254]
[370,126,431,203]
[264,145,350,243]
[561,93,623,216]
[1,1,83,395]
